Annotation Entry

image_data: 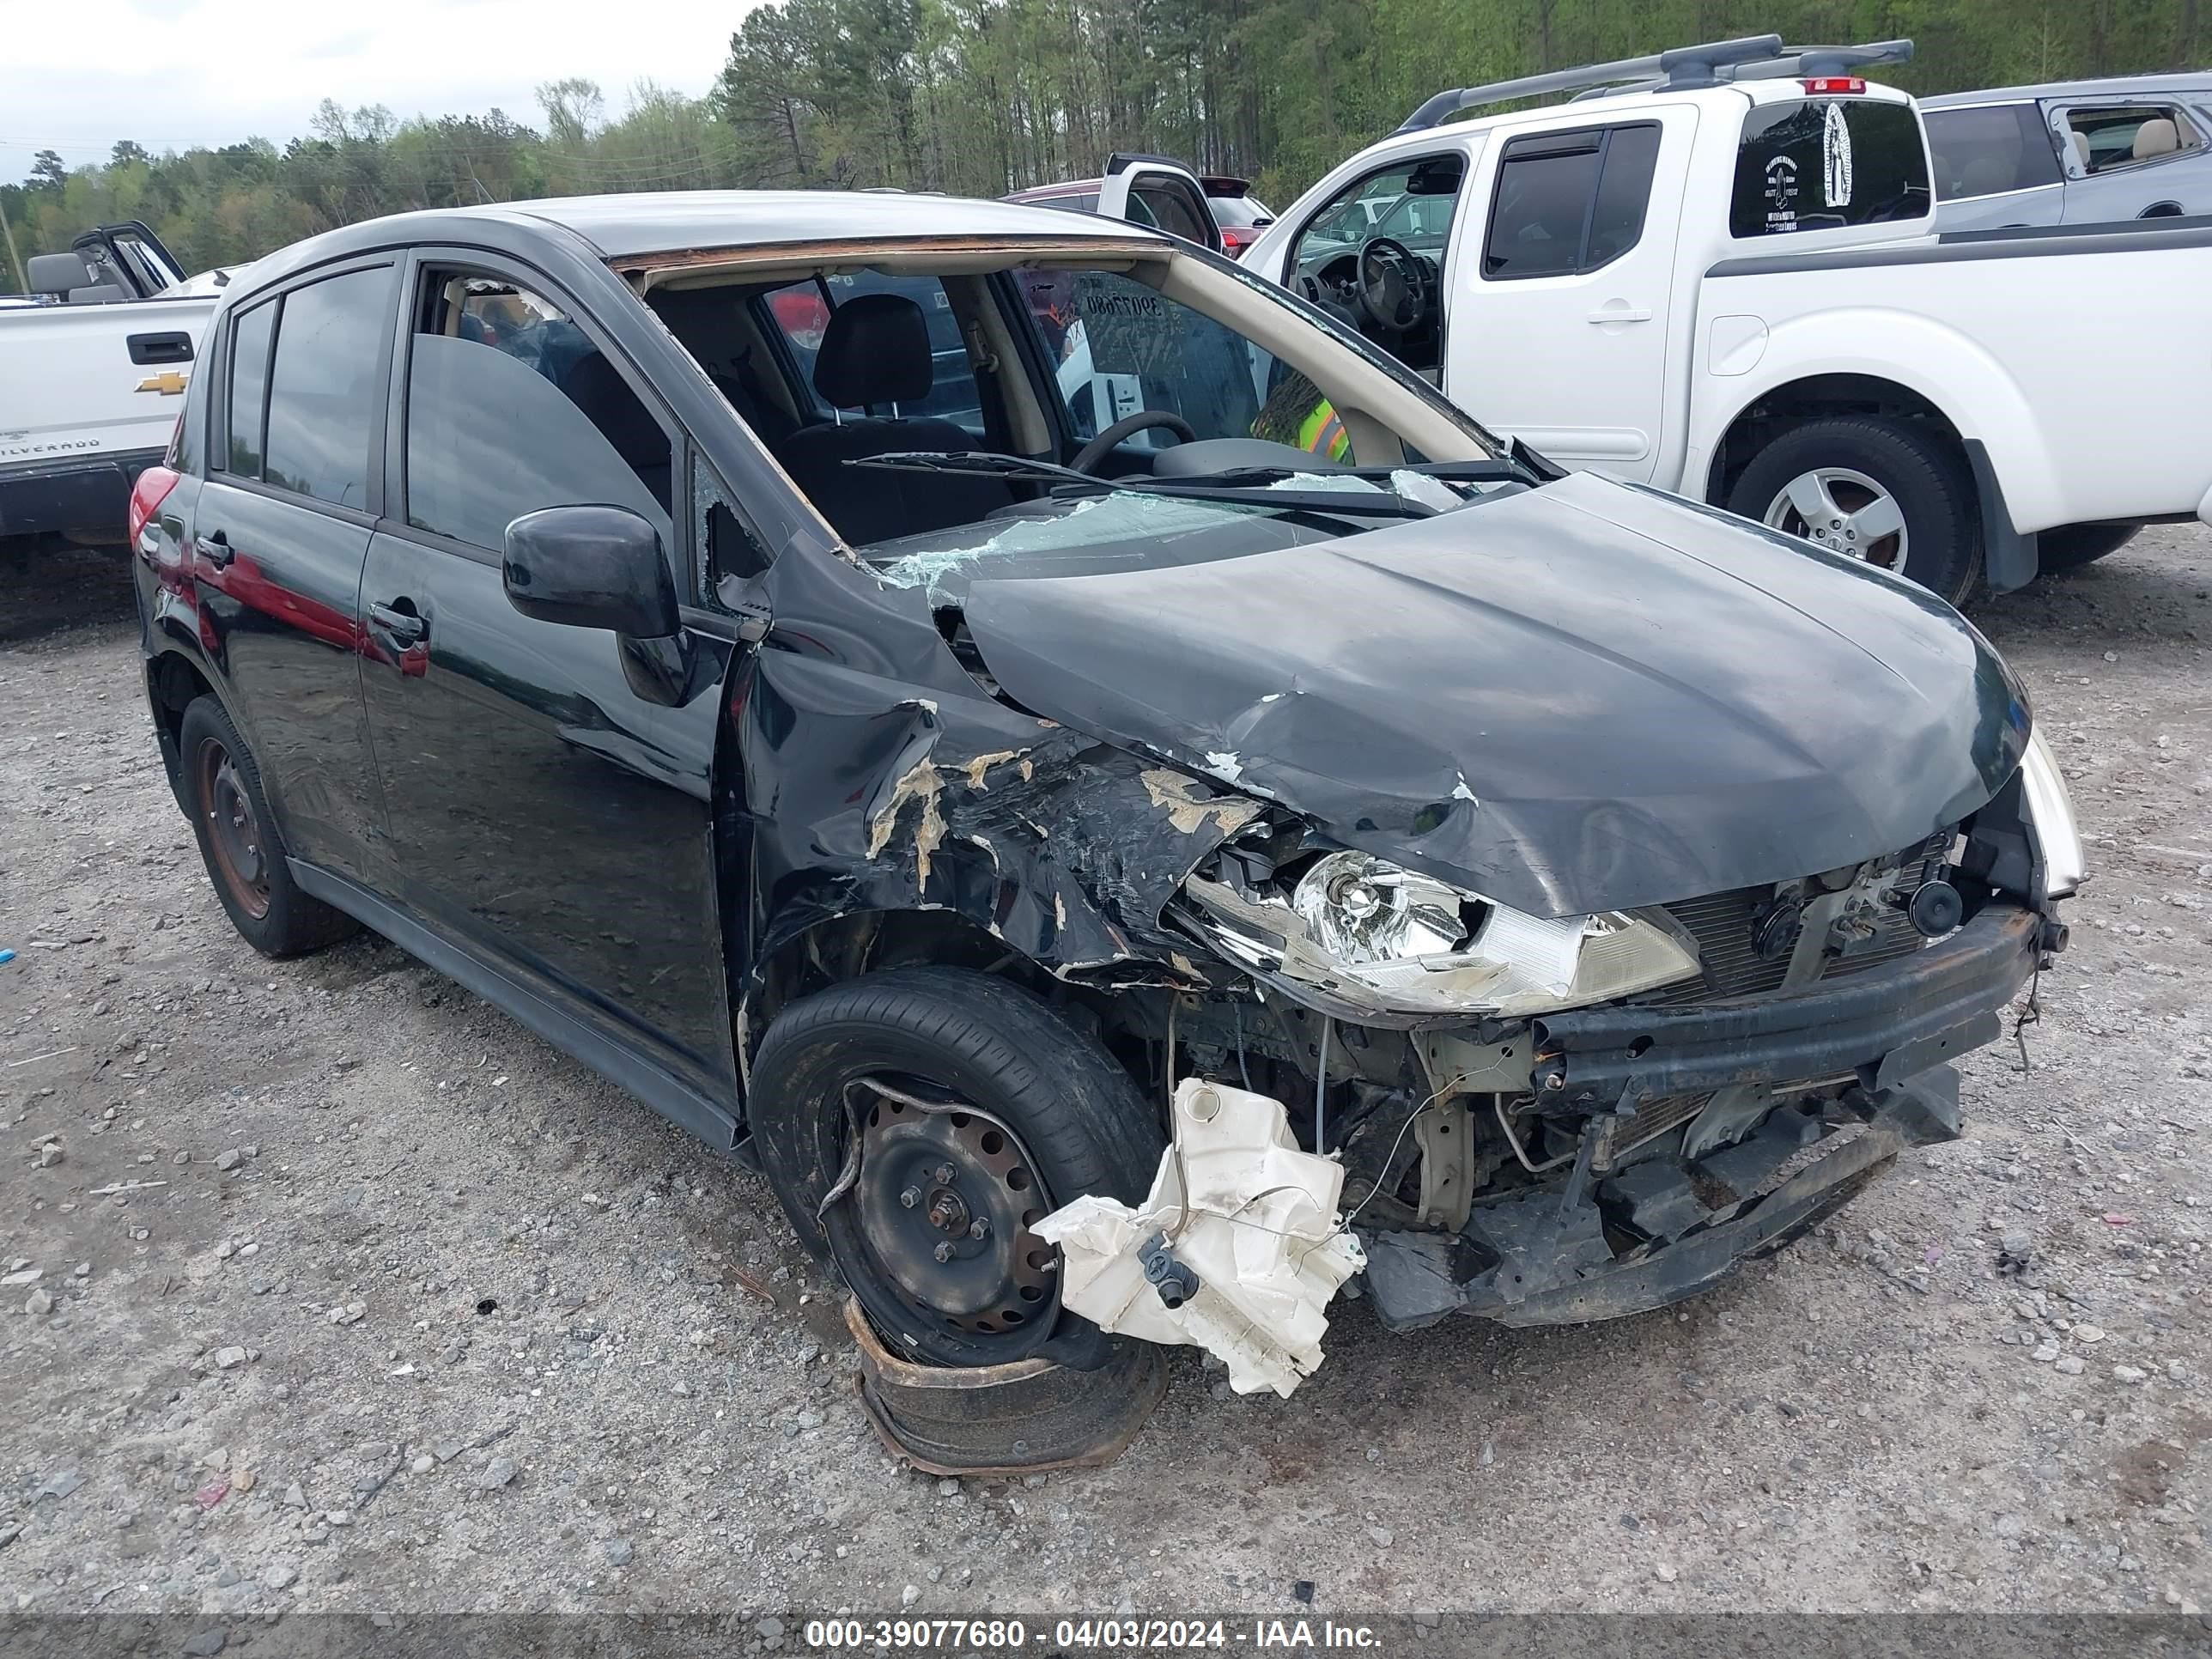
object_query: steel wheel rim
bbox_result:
[1764,466,1909,575]
[842,1076,1059,1342]
[194,736,271,920]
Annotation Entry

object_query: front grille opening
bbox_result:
[1650,887,1792,1004]
[1641,835,1948,1008]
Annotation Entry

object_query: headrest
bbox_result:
[2069,128,2092,168]
[812,293,934,408]
[2133,118,2180,160]
[27,252,94,295]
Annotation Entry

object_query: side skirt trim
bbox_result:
[289,859,740,1152]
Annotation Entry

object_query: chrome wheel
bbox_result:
[1764,466,1909,576]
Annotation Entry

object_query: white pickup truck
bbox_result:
[2,221,226,546]
[1238,37,2212,600]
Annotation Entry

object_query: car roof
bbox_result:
[1012,175,1255,199]
[499,190,1170,257]
[239,189,1170,288]
[1923,72,2212,109]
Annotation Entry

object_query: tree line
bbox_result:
[4,0,2203,282]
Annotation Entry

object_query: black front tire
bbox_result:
[1727,416,1980,605]
[178,695,358,957]
[2038,521,2141,574]
[746,967,1164,1367]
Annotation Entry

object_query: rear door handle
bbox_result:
[369,601,427,644]
[1587,305,1653,325]
[194,532,234,568]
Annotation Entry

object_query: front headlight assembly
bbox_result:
[1181,848,1700,1020]
[2018,727,2085,899]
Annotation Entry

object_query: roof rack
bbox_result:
[1395,34,1913,132]
[1717,40,1915,81]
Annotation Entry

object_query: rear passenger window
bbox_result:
[224,301,276,477]
[2063,105,2202,173]
[1483,124,1660,279]
[1925,104,2063,198]
[1130,183,1212,245]
[1583,125,1663,266]
[403,272,673,554]
[261,266,393,509]
[1730,98,1931,237]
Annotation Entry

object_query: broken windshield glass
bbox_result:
[867,493,1338,603]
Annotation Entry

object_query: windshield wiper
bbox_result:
[1079,477,1438,519]
[846,450,1437,520]
[844,451,1098,487]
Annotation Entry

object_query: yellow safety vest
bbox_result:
[1297,400,1351,461]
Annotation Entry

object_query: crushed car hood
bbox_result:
[960,471,2030,917]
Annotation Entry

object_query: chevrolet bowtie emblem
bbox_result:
[136,370,191,396]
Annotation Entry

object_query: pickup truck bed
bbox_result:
[1696,214,2212,574]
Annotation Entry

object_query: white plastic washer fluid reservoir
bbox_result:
[1032,1079,1366,1397]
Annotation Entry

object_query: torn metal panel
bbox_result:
[728,582,1264,1001]
[961,470,2030,920]
[1034,1079,1366,1397]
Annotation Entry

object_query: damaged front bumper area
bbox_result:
[1359,902,2045,1332]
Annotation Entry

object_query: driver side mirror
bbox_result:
[502,505,679,641]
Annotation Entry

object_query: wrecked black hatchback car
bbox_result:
[131,191,2079,1393]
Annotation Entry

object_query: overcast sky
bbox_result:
[2,0,751,184]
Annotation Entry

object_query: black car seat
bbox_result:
[646,285,799,447]
[775,293,1014,545]
[559,350,675,513]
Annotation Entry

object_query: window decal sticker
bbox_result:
[1763,154,1802,229]
[1824,101,1855,208]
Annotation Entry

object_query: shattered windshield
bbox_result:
[864,471,1502,604]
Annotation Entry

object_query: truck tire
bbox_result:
[747,966,1164,1369]
[2037,521,2141,574]
[1728,417,1978,605]
[178,695,359,957]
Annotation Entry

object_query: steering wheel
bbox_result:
[1070,410,1199,475]
[1352,236,1430,334]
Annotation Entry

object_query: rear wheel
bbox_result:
[178,696,357,957]
[1729,416,1979,605]
[2038,521,2141,574]
[746,967,1164,1368]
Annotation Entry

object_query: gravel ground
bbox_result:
[3,527,2209,1620]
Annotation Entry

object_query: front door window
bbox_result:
[402,272,673,554]
[1285,155,1464,374]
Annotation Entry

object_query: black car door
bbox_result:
[356,252,738,1139]
[191,258,397,887]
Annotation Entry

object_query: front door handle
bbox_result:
[194,532,234,568]
[369,601,427,644]
[1587,304,1653,325]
